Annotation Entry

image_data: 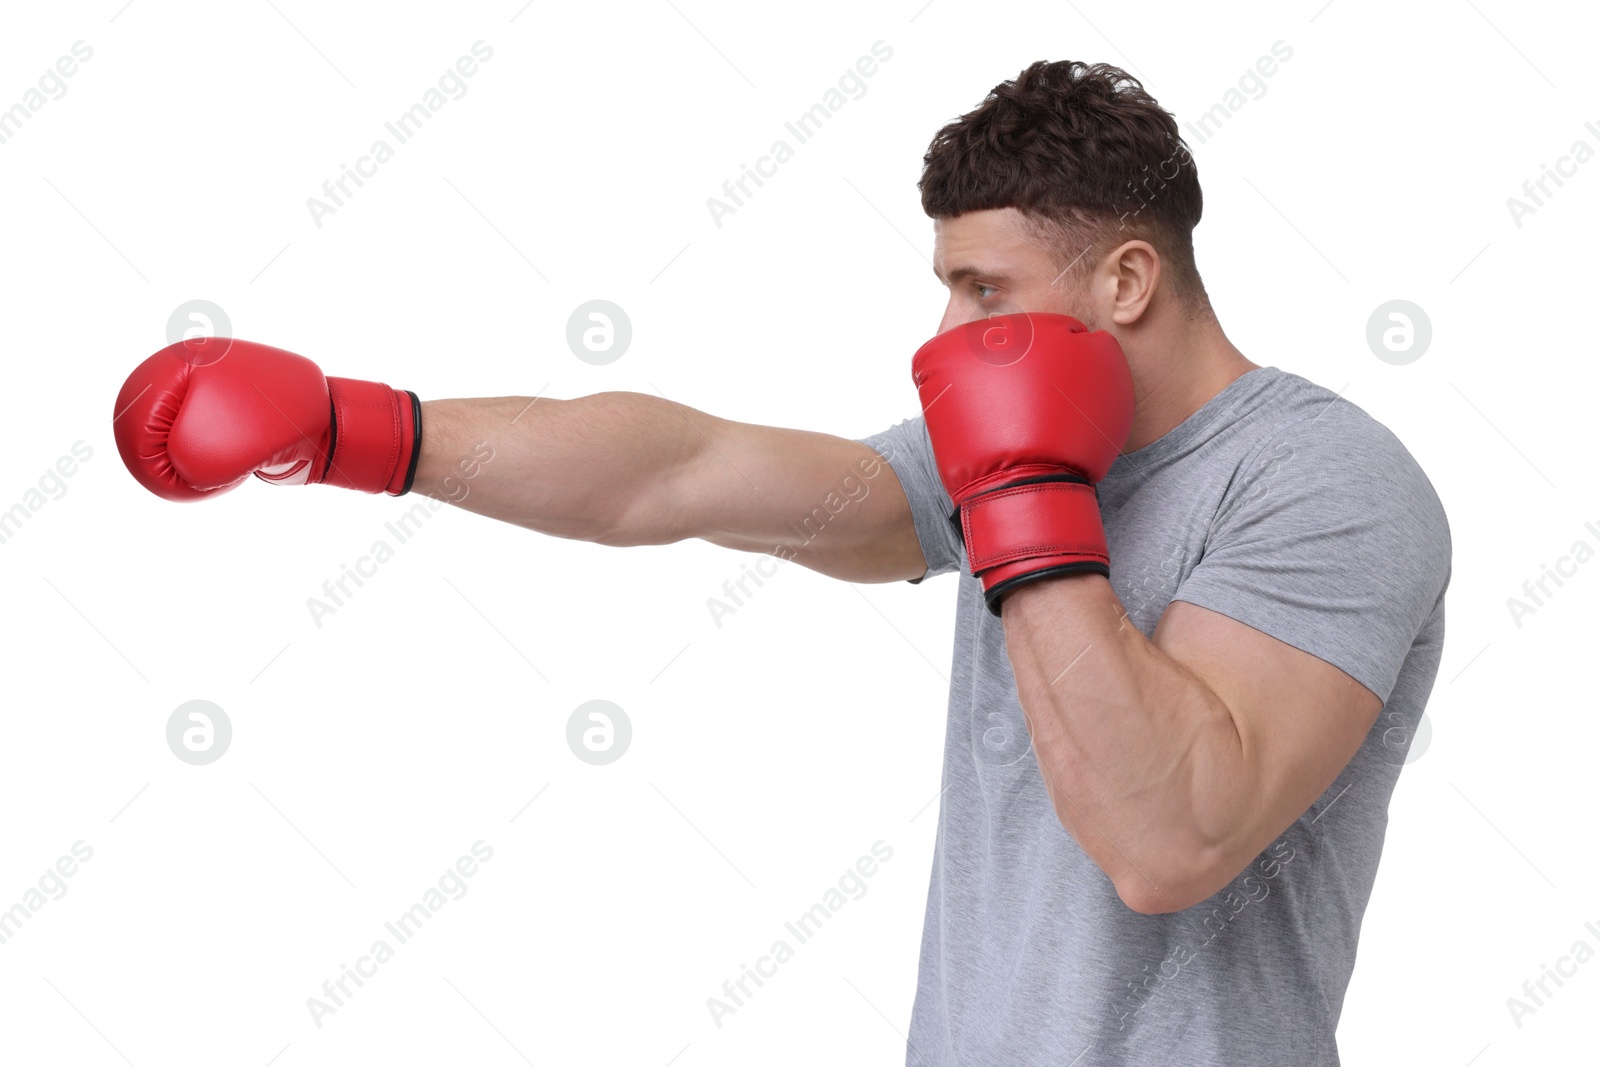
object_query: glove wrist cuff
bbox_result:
[320,377,422,495]
[959,476,1109,614]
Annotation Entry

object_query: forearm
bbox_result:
[409,392,700,544]
[1001,575,1252,912]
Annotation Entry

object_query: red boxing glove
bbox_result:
[912,312,1134,614]
[113,337,421,502]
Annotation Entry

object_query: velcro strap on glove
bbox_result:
[321,377,422,495]
[961,477,1108,574]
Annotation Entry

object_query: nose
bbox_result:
[936,300,981,337]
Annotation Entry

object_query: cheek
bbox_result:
[1036,284,1098,330]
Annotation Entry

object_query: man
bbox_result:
[115,60,1449,1065]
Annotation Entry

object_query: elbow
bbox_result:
[1044,804,1208,915]
[1098,841,1202,915]
[1115,873,1192,916]
[1113,849,1238,916]
[585,505,686,548]
[587,524,654,548]
[1116,877,1202,916]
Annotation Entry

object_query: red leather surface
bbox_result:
[113,338,408,500]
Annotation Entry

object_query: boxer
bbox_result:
[114,59,1450,1067]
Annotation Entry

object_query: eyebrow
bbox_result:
[934,264,1009,285]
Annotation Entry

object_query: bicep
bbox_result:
[657,414,926,583]
[1154,600,1381,874]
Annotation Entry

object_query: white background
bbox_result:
[1,0,1595,1063]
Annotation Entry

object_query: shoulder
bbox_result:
[860,414,932,458]
[1225,370,1452,576]
[1238,373,1442,498]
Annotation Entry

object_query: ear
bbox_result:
[1100,239,1161,326]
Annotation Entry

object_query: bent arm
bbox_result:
[410,392,926,583]
[1001,576,1381,915]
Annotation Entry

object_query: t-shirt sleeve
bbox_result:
[1171,408,1451,704]
[856,415,965,583]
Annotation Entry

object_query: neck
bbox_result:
[1119,310,1257,453]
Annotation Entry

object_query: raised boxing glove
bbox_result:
[912,312,1135,615]
[113,337,421,502]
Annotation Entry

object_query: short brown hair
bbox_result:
[920,60,1208,313]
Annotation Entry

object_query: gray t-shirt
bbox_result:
[857,366,1450,1066]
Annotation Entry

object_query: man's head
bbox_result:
[921,61,1207,336]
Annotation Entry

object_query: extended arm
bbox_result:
[411,392,926,583]
[111,339,925,585]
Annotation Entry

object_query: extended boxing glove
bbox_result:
[912,312,1134,615]
[113,337,421,502]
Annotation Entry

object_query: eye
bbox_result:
[973,283,998,301]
